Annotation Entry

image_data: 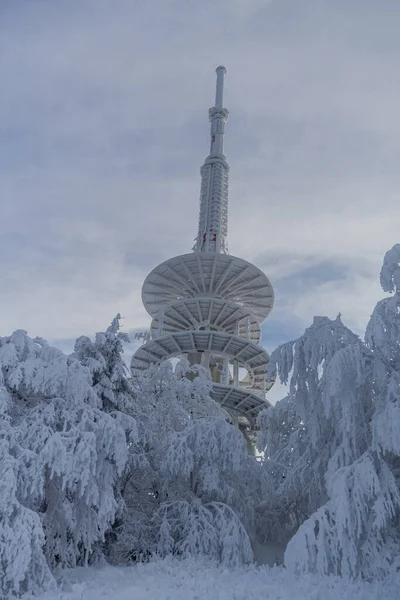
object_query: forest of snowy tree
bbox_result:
[1,245,400,598]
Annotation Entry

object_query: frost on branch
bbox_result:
[0,436,54,598]
[380,243,400,293]
[257,395,303,480]
[161,416,261,546]
[365,248,400,469]
[280,247,400,579]
[366,246,400,458]
[258,316,361,541]
[162,417,248,498]
[366,293,400,370]
[150,500,253,566]
[0,329,128,574]
[73,314,138,422]
[372,379,400,457]
[256,397,305,543]
[113,362,258,566]
[269,315,359,423]
[285,453,400,579]
[174,359,225,419]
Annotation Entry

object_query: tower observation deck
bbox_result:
[131,67,274,428]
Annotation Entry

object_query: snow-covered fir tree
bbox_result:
[73,314,137,418]
[366,244,400,459]
[257,315,361,544]
[0,330,129,596]
[259,245,400,579]
[113,359,258,566]
[0,387,53,598]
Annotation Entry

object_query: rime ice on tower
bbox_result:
[131,67,274,428]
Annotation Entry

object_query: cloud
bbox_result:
[0,0,398,349]
[227,0,272,18]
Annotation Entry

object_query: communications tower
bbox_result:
[131,67,274,428]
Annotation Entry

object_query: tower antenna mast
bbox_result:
[195,66,230,253]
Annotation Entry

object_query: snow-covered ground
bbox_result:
[25,557,400,600]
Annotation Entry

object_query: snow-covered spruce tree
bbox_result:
[113,359,257,566]
[282,246,400,579]
[256,394,305,543]
[0,381,53,598]
[158,415,259,553]
[109,361,190,564]
[73,314,137,419]
[283,343,398,578]
[72,315,142,562]
[366,244,400,460]
[0,330,129,585]
[257,315,361,544]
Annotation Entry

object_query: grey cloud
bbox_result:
[276,260,349,290]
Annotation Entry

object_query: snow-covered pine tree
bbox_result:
[283,245,400,579]
[72,315,143,562]
[0,379,54,598]
[366,244,400,459]
[0,330,129,584]
[149,499,253,566]
[160,415,259,530]
[113,358,258,566]
[256,394,304,543]
[73,314,137,420]
[257,315,361,543]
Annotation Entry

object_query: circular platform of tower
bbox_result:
[142,252,274,321]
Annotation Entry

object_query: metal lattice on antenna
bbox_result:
[131,68,275,431]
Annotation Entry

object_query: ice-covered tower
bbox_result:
[131,67,274,429]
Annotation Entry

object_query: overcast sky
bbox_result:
[1,0,399,356]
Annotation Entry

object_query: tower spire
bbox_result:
[215,65,225,108]
[195,66,230,253]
